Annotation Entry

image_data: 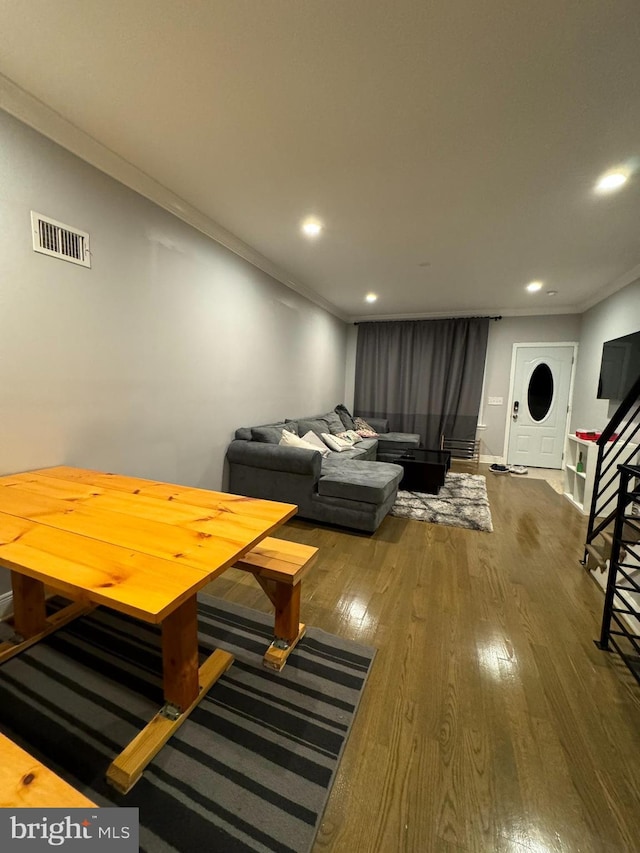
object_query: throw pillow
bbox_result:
[279,430,327,455]
[322,411,348,435]
[251,425,295,444]
[296,417,331,438]
[335,404,356,431]
[337,429,362,444]
[300,430,331,457]
[353,416,378,437]
[321,432,355,453]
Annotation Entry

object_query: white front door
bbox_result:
[507,345,575,469]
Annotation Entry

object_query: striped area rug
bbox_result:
[0,595,375,852]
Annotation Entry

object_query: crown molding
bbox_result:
[0,73,347,322]
[348,305,582,323]
[577,263,640,313]
[3,73,636,328]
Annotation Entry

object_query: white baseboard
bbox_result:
[0,591,13,619]
[480,454,504,464]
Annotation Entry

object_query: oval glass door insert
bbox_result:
[528,363,554,421]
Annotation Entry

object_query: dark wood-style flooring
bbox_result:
[207,465,640,853]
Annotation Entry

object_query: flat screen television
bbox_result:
[597,330,640,400]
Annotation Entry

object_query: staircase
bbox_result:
[581,372,640,572]
[581,373,640,682]
[594,464,640,681]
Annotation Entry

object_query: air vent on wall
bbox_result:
[31,211,91,268]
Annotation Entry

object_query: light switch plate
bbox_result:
[488,396,504,406]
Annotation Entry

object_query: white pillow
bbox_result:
[321,432,354,452]
[337,429,362,444]
[279,430,328,456]
[300,430,332,457]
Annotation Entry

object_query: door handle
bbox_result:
[513,400,519,421]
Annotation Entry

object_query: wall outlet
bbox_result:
[487,396,503,406]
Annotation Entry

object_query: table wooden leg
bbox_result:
[11,573,46,638]
[162,595,200,711]
[0,576,94,665]
[107,595,233,795]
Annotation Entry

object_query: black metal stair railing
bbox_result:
[595,464,640,683]
[581,373,640,565]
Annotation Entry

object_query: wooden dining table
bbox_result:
[0,466,297,793]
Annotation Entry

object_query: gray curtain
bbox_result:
[354,317,490,447]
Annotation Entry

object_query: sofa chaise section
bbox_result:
[227,438,403,533]
[226,412,410,532]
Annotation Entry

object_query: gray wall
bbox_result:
[480,314,581,459]
[0,110,348,597]
[570,279,640,432]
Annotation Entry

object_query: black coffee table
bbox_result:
[397,448,451,494]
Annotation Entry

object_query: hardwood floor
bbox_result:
[208,465,640,852]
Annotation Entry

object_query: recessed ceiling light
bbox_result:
[365,293,378,303]
[595,170,628,193]
[547,290,558,296]
[526,281,543,292]
[301,218,322,237]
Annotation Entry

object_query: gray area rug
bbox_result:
[390,472,493,532]
[0,595,375,853]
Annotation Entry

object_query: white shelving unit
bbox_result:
[563,433,639,515]
[563,435,593,514]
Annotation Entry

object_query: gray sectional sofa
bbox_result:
[226,408,420,532]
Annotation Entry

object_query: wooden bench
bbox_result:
[233,537,318,671]
[0,733,96,807]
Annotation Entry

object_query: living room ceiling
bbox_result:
[0,1,639,322]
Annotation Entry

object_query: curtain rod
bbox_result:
[353,315,502,325]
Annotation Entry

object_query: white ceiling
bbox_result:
[1,0,639,322]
